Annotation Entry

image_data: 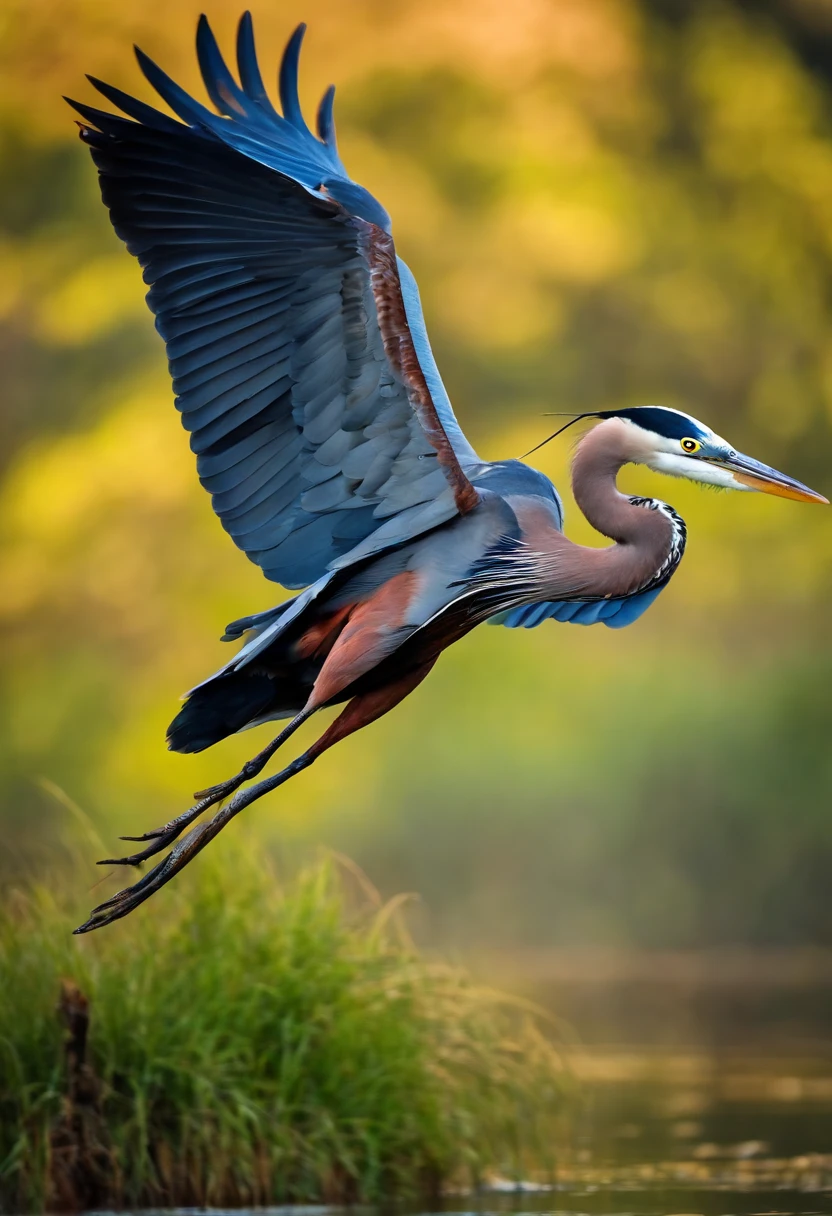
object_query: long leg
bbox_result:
[75,662,435,934]
[99,706,316,867]
[103,573,419,868]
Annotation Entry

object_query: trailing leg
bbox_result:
[99,706,316,867]
[105,567,422,869]
[76,662,435,933]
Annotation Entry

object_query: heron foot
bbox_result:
[97,790,224,867]
[76,760,307,933]
[78,810,232,932]
[76,676,430,932]
[97,711,315,869]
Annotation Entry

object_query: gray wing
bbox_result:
[490,586,664,629]
[69,16,479,589]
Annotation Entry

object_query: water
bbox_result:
[464,948,832,1215]
[100,1051,832,1216]
[93,952,832,1216]
[540,1046,832,1213]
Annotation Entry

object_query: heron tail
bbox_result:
[166,670,299,753]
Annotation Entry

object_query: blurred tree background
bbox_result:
[1,0,832,953]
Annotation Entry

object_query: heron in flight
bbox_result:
[70,16,826,933]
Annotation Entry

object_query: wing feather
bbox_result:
[69,15,481,588]
[491,586,665,631]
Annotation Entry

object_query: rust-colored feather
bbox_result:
[361,222,480,516]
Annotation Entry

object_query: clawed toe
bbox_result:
[104,789,225,866]
[75,851,175,932]
[119,827,171,842]
[192,779,235,801]
[96,826,182,868]
[118,801,210,845]
[77,713,315,930]
[75,808,233,934]
[94,769,251,874]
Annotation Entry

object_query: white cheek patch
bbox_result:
[648,452,752,491]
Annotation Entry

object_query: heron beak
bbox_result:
[709,452,828,505]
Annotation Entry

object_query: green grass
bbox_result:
[0,846,568,1211]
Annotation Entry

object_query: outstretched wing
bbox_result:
[68,15,479,589]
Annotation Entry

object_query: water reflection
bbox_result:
[465,953,832,1215]
[438,1194,832,1216]
[572,1049,832,1164]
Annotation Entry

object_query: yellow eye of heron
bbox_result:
[680,438,700,454]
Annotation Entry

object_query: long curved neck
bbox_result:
[566,418,679,598]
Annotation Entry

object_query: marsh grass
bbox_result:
[0,845,568,1211]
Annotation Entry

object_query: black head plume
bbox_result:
[523,406,709,459]
[522,412,600,459]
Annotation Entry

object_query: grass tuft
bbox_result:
[0,847,568,1211]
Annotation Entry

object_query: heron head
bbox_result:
[600,407,827,504]
[530,406,827,505]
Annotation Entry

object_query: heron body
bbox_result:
[69,16,826,932]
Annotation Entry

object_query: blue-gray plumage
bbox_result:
[69,15,827,933]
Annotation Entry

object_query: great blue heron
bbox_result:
[70,16,826,933]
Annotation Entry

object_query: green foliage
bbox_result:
[1,0,832,953]
[0,852,567,1211]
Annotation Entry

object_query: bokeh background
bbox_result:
[2,0,832,1001]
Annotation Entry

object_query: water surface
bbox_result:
[97,954,832,1216]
